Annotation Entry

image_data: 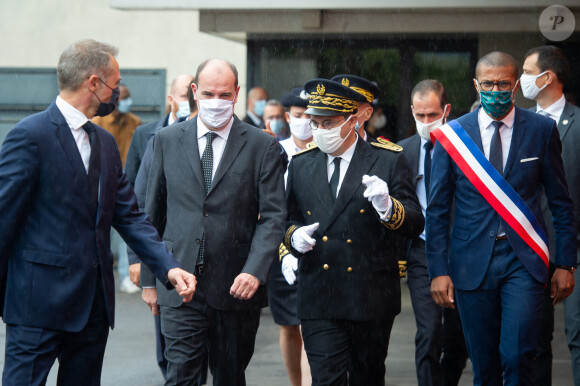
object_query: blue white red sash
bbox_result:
[430,120,549,268]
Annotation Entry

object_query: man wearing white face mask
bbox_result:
[331,74,380,142]
[284,78,423,385]
[522,45,580,386]
[398,80,468,386]
[141,59,286,386]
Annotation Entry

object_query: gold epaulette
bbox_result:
[372,137,403,152]
[381,197,405,230]
[293,142,318,156]
[279,243,291,261]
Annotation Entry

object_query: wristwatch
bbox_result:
[556,265,577,274]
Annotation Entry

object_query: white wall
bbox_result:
[0,0,248,115]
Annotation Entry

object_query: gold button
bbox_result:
[346,239,352,244]
[360,209,365,214]
[323,264,329,270]
[322,236,328,242]
[347,267,353,272]
[307,211,311,216]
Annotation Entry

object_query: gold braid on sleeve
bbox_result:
[284,225,298,249]
[279,243,290,262]
[381,197,405,230]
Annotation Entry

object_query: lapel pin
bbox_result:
[563,120,569,125]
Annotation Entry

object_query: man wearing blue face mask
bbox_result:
[285,78,423,385]
[427,51,576,386]
[242,86,269,127]
[263,99,290,140]
[522,45,580,386]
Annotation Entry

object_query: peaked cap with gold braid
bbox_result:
[303,78,367,116]
[330,74,381,104]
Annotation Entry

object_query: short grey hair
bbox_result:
[57,39,118,91]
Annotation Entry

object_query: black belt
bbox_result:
[496,235,508,240]
[195,265,205,276]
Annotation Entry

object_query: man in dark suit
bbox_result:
[141,59,286,385]
[242,86,268,127]
[284,78,424,385]
[331,74,380,142]
[521,45,580,386]
[427,51,577,385]
[398,80,467,386]
[0,39,195,386]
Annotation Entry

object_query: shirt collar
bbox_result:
[478,105,515,130]
[196,115,234,141]
[328,134,358,165]
[55,96,89,130]
[537,94,566,120]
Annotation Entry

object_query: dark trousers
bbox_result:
[441,307,469,386]
[2,276,109,386]
[160,293,260,386]
[455,239,544,386]
[301,317,395,386]
[408,238,444,386]
[154,314,168,379]
[533,263,555,386]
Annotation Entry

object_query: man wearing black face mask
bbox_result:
[0,39,196,385]
[427,51,576,385]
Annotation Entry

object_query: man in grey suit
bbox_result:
[141,59,287,385]
[522,45,580,386]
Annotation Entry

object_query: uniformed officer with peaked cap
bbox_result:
[283,78,423,385]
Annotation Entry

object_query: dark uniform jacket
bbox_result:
[284,137,423,321]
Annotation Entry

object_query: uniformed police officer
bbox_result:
[283,78,424,385]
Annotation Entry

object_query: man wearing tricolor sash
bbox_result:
[426,51,577,386]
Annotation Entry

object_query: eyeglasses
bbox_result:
[476,80,513,92]
[309,118,346,130]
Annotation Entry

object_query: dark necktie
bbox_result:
[489,121,505,234]
[197,132,216,267]
[423,141,433,200]
[489,121,503,175]
[82,122,100,218]
[329,157,341,200]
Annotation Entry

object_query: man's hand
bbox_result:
[281,254,299,285]
[291,222,319,253]
[129,263,141,286]
[230,273,260,300]
[167,268,197,303]
[430,275,456,309]
[142,288,160,316]
[263,119,276,138]
[362,175,392,215]
[551,268,575,305]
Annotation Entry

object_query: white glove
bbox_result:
[291,222,319,253]
[281,254,298,285]
[362,175,392,218]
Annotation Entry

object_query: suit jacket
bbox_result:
[242,114,260,128]
[426,106,577,290]
[0,101,179,332]
[141,115,287,311]
[285,138,424,321]
[125,113,170,186]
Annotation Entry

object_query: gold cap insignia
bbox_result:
[341,78,350,87]
[317,83,325,96]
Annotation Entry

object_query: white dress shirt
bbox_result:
[55,96,90,173]
[417,137,433,241]
[536,94,566,124]
[326,136,358,197]
[196,115,234,178]
[478,106,516,170]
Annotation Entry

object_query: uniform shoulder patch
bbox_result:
[372,137,402,152]
[293,142,318,156]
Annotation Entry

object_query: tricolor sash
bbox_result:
[430,120,549,268]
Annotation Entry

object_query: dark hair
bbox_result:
[524,45,569,84]
[194,59,238,88]
[411,79,448,109]
[475,51,519,80]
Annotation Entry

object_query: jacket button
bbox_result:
[203,211,208,217]
[307,211,311,216]
[346,239,352,244]
[489,231,495,237]
[92,262,99,268]
[323,264,329,270]
[347,267,353,272]
[196,239,201,244]
[322,236,328,242]
[360,209,365,214]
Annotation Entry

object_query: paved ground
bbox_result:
[0,278,574,385]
